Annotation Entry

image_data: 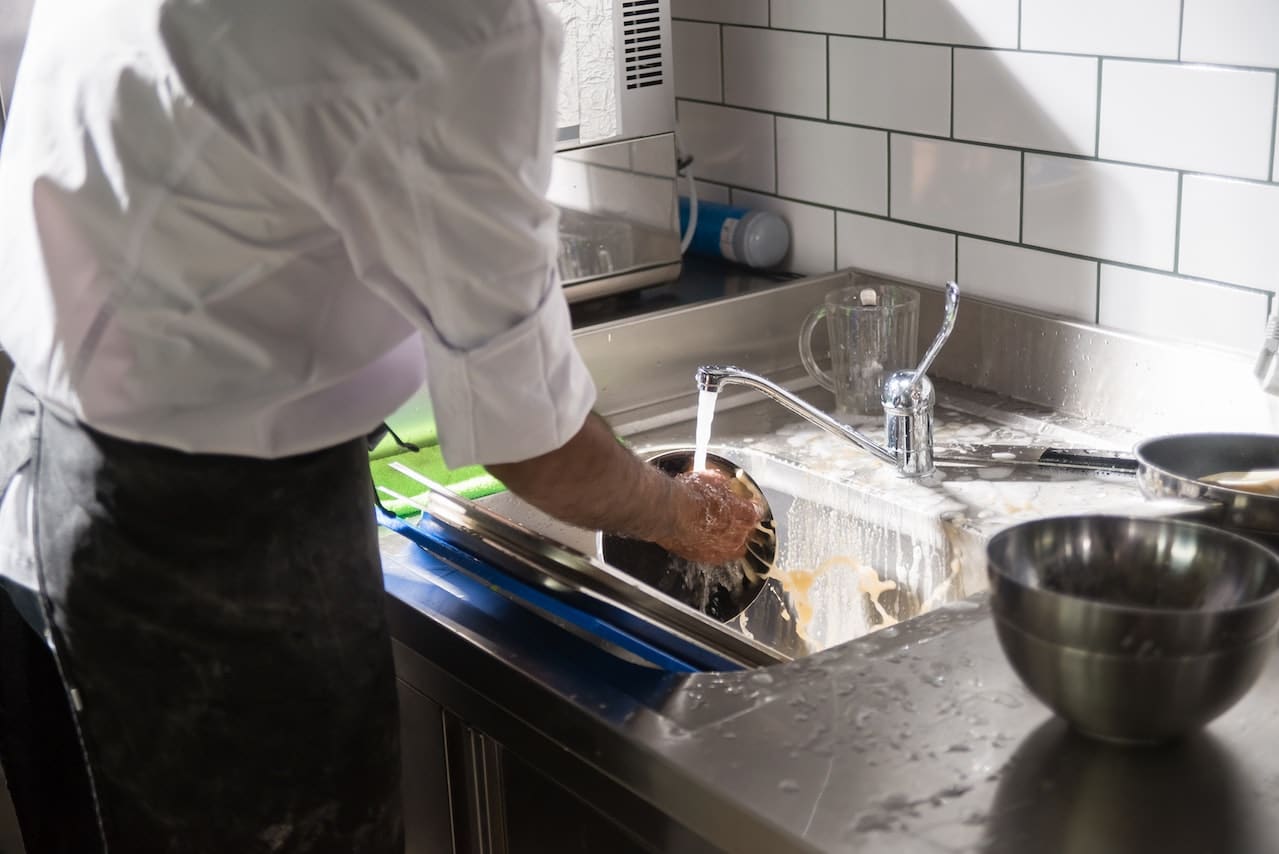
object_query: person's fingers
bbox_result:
[659,469,765,564]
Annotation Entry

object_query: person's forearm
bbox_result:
[486,413,689,543]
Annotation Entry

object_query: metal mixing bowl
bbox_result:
[987,515,1279,745]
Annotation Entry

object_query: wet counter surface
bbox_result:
[636,596,1279,854]
[381,386,1279,853]
[383,521,1279,854]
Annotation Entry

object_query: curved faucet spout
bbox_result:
[695,365,731,394]
[692,365,897,466]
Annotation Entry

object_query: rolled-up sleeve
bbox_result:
[321,0,596,468]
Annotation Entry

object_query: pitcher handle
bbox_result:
[798,305,836,392]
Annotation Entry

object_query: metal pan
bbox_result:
[1135,433,1279,538]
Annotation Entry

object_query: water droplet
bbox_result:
[779,779,800,793]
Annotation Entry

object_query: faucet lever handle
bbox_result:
[909,281,960,392]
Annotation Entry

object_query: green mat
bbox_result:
[369,425,506,517]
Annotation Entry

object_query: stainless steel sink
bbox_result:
[473,386,1141,663]
[392,269,1187,669]
[479,438,985,661]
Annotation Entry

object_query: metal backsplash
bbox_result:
[576,269,1272,438]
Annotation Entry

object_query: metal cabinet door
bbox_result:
[397,680,456,854]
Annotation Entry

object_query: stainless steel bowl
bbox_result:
[987,515,1279,745]
[600,449,777,622]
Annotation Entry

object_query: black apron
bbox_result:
[0,375,403,854]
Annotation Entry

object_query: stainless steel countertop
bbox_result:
[383,524,1279,854]
[385,262,1279,852]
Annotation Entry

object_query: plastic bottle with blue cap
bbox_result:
[678,198,790,269]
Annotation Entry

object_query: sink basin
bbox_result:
[475,385,1143,663]
[481,444,986,659]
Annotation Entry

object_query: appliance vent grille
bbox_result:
[622,0,664,90]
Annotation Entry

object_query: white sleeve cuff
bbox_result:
[424,284,597,469]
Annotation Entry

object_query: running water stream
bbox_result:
[692,389,718,472]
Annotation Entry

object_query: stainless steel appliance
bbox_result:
[548,0,682,302]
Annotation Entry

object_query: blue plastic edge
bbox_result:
[378,509,736,673]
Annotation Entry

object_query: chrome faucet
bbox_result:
[696,282,961,478]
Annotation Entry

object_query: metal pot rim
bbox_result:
[1135,432,1279,505]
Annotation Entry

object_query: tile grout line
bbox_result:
[1173,171,1185,274]
[1269,72,1278,182]
[717,24,725,103]
[1018,151,1025,244]
[669,19,1279,74]
[832,207,839,270]
[772,113,779,194]
[1094,58,1103,158]
[886,133,893,219]
[1177,0,1186,62]
[826,35,831,121]
[1095,264,1102,325]
[702,177,1271,299]
[949,48,955,139]
[676,96,1279,187]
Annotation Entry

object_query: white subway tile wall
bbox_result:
[1099,61,1275,180]
[675,101,775,191]
[1020,0,1181,60]
[837,213,956,285]
[670,0,767,26]
[770,0,881,37]
[673,3,1278,349]
[723,27,827,118]
[891,136,1021,240]
[953,50,1098,155]
[1023,156,1179,269]
[1179,176,1279,293]
[884,0,1019,49]
[829,38,951,135]
[1099,267,1268,354]
[1181,0,1279,69]
[672,21,722,103]
[777,118,887,214]
[958,238,1098,322]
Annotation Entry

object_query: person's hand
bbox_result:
[657,469,764,565]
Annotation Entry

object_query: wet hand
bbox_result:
[658,469,764,565]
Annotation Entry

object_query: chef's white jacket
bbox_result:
[0,0,598,608]
[0,0,596,467]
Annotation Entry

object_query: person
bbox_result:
[0,0,761,851]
